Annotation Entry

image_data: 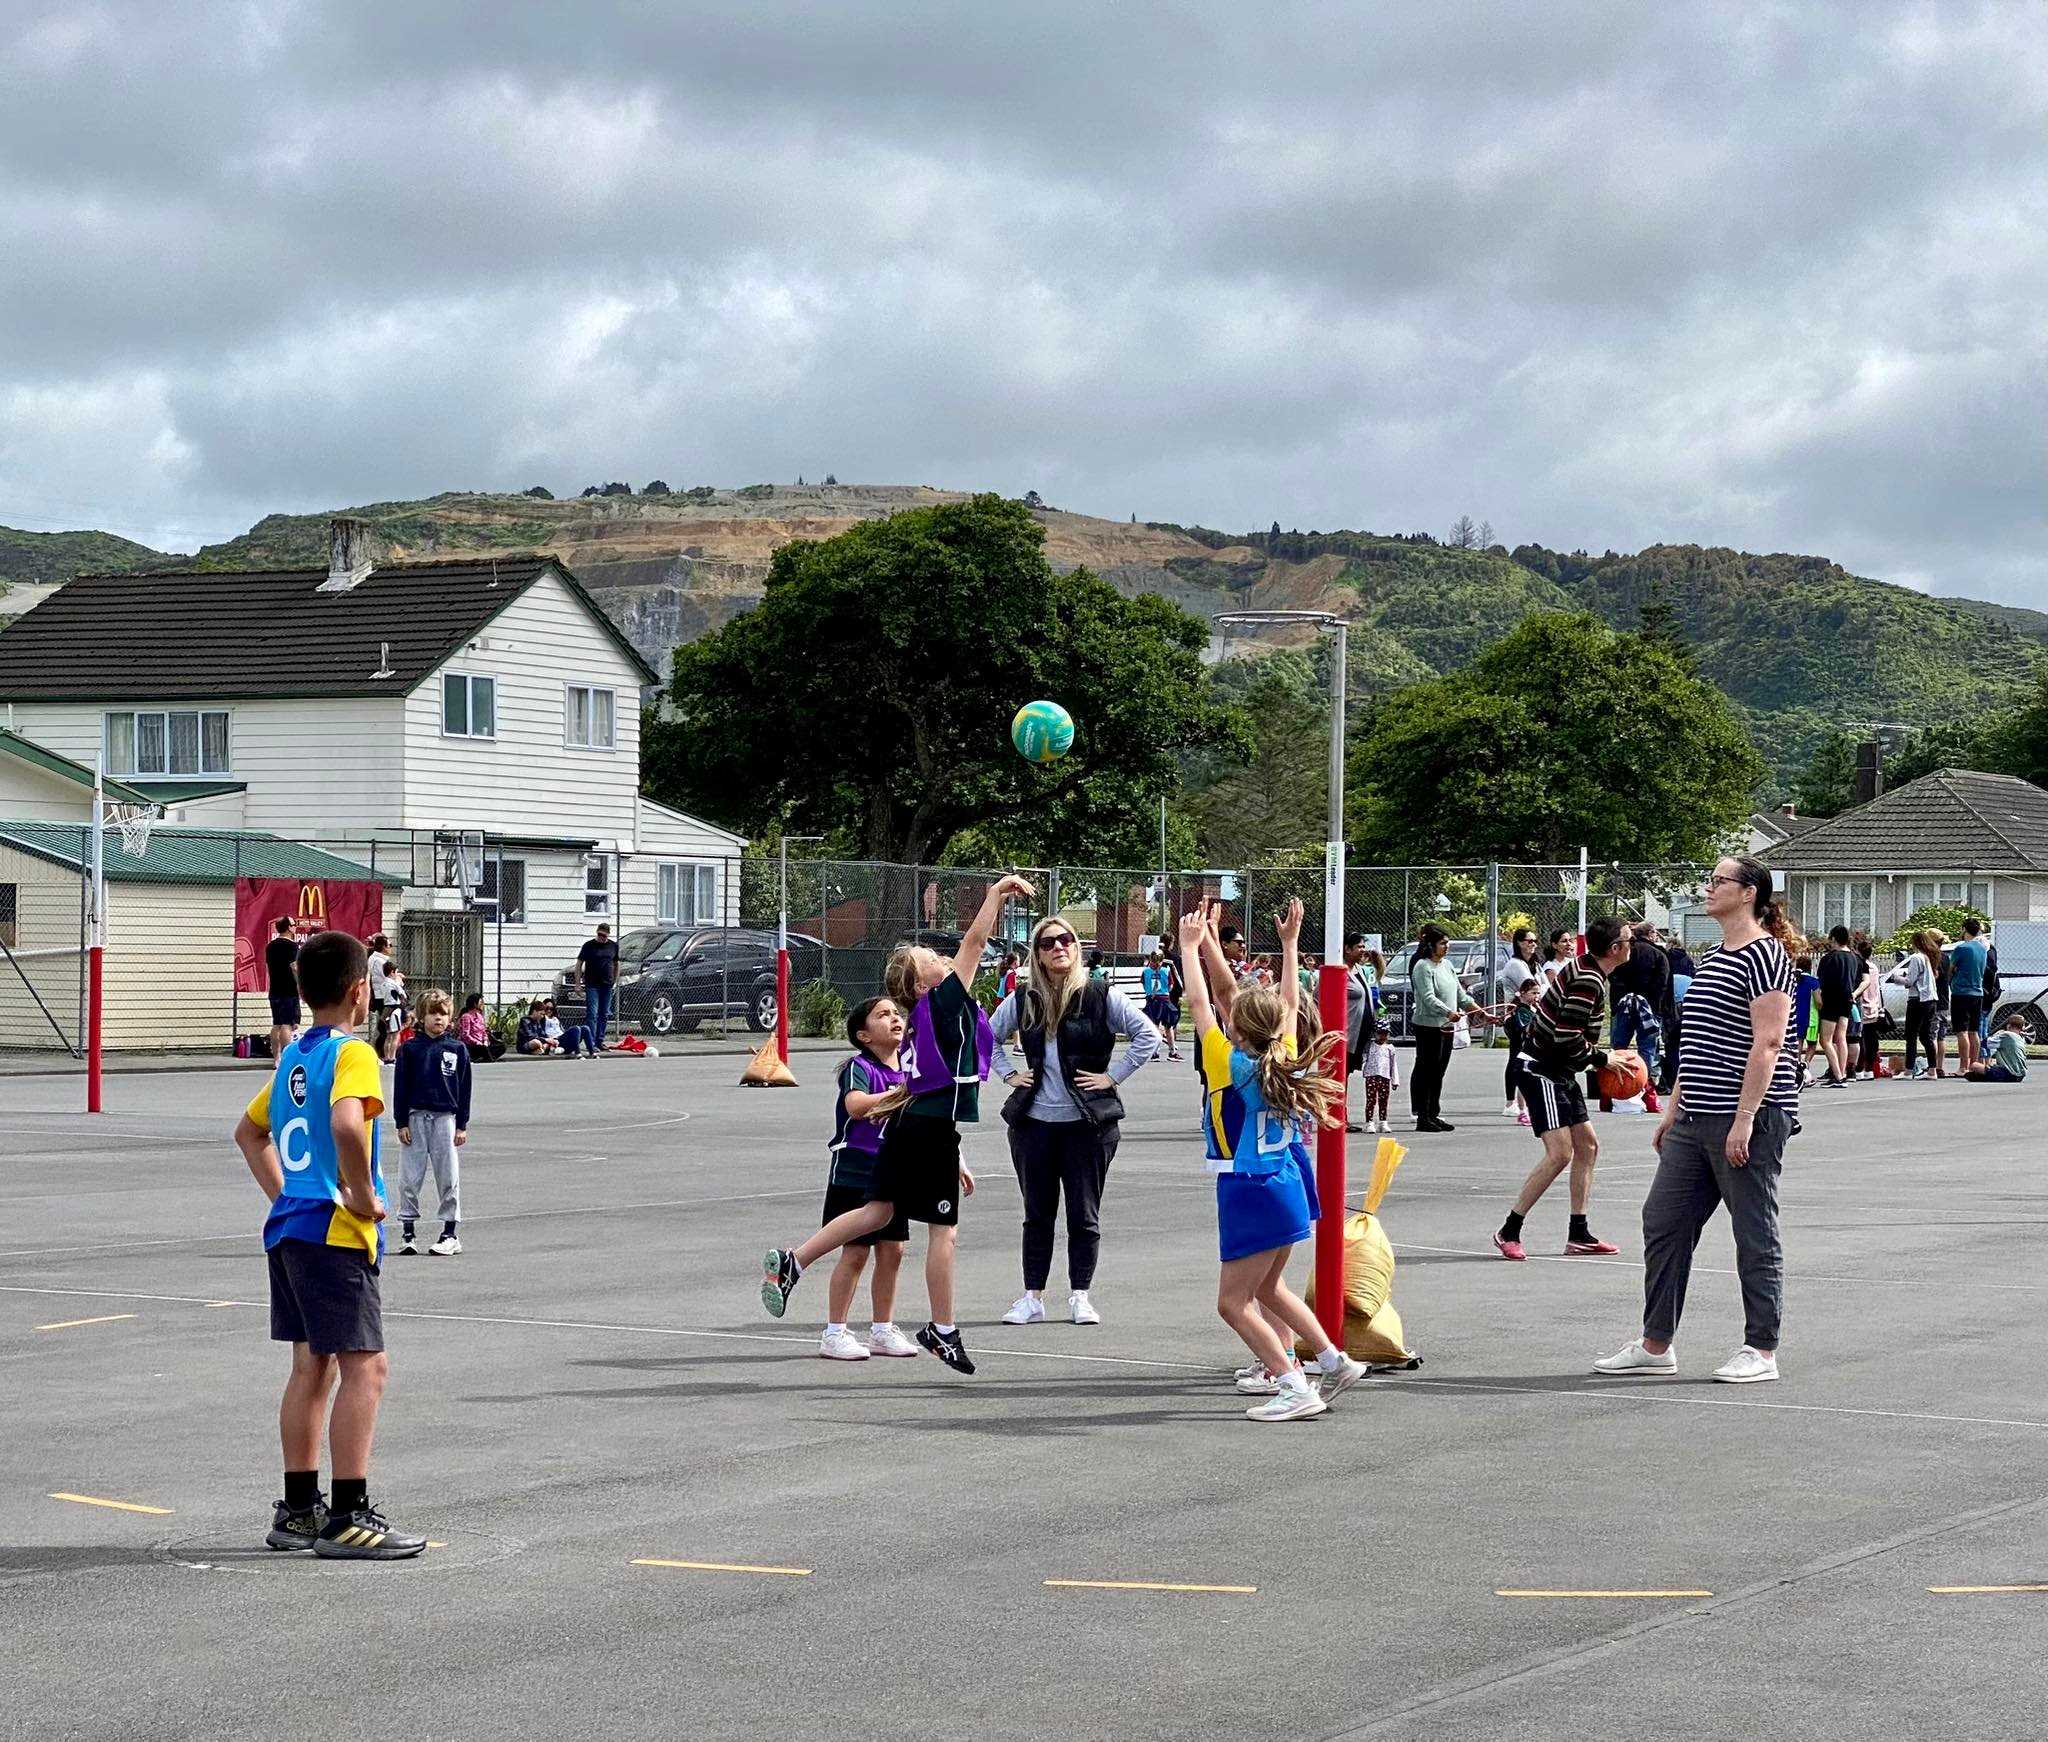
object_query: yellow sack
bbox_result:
[739,1036,798,1087]
[1297,1140,1418,1367]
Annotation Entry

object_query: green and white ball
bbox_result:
[1011,699,1075,763]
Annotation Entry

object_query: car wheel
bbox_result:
[1994,1002,2048,1047]
[647,993,677,1035]
[748,986,777,1032]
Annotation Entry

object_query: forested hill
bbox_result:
[4,486,2037,786]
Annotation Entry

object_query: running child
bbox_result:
[231,929,424,1560]
[1182,903,1366,1421]
[817,997,919,1361]
[761,873,1035,1374]
[393,988,471,1257]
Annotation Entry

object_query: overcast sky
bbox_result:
[3,1,2043,601]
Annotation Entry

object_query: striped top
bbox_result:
[1675,936,1801,1113]
[1520,958,1608,1079]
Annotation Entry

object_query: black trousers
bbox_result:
[1411,1026,1454,1121]
[1009,1117,1118,1292]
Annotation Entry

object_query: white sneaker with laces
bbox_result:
[866,1323,918,1358]
[1235,1368,1283,1395]
[1712,1345,1779,1384]
[1068,1290,1100,1326]
[1246,1378,1328,1422]
[1232,1360,1265,1383]
[1591,1338,1677,1377]
[1501,1102,1519,1118]
[1001,1293,1046,1326]
[1318,1353,1368,1399]
[819,1327,870,1361]
[427,1234,461,1257]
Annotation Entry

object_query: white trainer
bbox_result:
[1233,1360,1266,1383]
[1001,1293,1047,1326]
[1068,1290,1100,1326]
[866,1323,918,1357]
[427,1234,461,1257]
[1591,1338,1677,1377]
[819,1327,870,1361]
[1712,1345,1779,1384]
[1500,1102,1519,1118]
[1235,1368,1283,1395]
[1246,1379,1328,1422]
[1318,1353,1369,1399]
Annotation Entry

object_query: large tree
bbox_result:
[643,494,1247,863]
[1348,612,1764,862]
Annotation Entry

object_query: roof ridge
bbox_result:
[72,551,553,580]
[1939,768,2028,863]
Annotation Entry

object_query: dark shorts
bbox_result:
[1522,1069,1590,1138]
[1950,994,1984,1032]
[823,1180,910,1245]
[268,1238,384,1355]
[1144,994,1177,1027]
[1980,1064,2022,1083]
[868,1117,963,1226]
[1817,996,1852,1023]
[268,992,301,1026]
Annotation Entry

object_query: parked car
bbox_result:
[1375,938,1511,1043]
[1873,939,2048,1044]
[554,926,824,1036]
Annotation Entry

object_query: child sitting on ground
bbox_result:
[1966,1012,2030,1084]
[516,1000,557,1056]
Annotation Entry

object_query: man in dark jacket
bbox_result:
[1609,923,1671,1092]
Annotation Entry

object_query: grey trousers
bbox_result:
[1641,1106,1788,1351]
[400,1111,461,1225]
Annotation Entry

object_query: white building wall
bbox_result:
[0,762,94,822]
[399,570,647,843]
[622,800,744,931]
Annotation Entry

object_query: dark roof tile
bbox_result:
[1764,769,2048,872]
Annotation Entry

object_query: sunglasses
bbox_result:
[1037,933,1077,951]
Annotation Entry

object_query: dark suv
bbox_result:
[554,927,824,1036]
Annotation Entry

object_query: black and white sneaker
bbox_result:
[916,1322,976,1375]
[760,1247,801,1318]
[312,1502,427,1560]
[264,1496,328,1551]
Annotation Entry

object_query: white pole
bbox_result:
[1324,622,1347,968]
[1577,844,1589,943]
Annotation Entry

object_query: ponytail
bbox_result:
[1731,854,1801,949]
[1252,1027,1345,1129]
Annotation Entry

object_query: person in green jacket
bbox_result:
[1409,923,1484,1131]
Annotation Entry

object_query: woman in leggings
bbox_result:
[1885,930,1941,1079]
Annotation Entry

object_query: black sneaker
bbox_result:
[916,1322,976,1375]
[264,1496,328,1551]
[760,1247,800,1318]
[312,1502,427,1560]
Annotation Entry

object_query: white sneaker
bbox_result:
[866,1323,918,1358]
[1501,1102,1519,1118]
[819,1327,870,1361]
[1591,1339,1677,1378]
[1235,1367,1283,1395]
[427,1234,461,1257]
[1232,1360,1266,1384]
[1318,1353,1368,1400]
[1712,1345,1779,1384]
[1000,1293,1047,1326]
[1246,1378,1328,1422]
[1068,1290,1100,1326]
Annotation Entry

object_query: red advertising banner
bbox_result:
[234,877,386,993]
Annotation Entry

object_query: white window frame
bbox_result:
[1904,876,1989,915]
[564,683,618,752]
[584,855,611,916]
[474,855,526,924]
[0,881,16,949]
[441,672,497,740]
[658,860,719,926]
[104,708,232,777]
[1802,878,1874,936]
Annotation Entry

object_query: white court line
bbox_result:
[1389,1239,2048,1294]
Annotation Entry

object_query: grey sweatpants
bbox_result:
[1641,1106,1788,1352]
[400,1111,461,1225]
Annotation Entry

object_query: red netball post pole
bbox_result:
[86,757,105,1113]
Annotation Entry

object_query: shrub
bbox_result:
[792,977,846,1038]
[1885,902,1989,956]
[523,485,553,499]
[643,479,671,495]
[736,483,775,500]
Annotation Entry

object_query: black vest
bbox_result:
[1004,981,1124,1127]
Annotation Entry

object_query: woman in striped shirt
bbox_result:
[1593,854,1798,1387]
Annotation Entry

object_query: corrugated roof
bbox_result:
[126,778,249,803]
[0,822,407,886]
[0,727,156,805]
[1763,769,2048,872]
[0,554,658,701]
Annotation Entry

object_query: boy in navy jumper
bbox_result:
[394,989,472,1256]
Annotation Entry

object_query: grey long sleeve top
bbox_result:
[989,988,1162,1123]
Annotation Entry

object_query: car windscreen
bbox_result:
[616,929,670,967]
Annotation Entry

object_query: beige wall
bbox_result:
[105,880,237,1051]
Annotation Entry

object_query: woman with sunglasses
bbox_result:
[989,917,1161,1327]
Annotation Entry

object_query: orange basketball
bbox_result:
[1597,1053,1649,1101]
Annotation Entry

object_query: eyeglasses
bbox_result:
[1704,874,1748,890]
[1037,933,1077,951]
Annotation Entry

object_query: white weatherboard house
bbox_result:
[0,521,742,1038]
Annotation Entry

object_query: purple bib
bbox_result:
[900,984,995,1101]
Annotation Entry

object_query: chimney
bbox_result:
[318,517,376,592]
[1778,801,1797,820]
[1854,739,1883,807]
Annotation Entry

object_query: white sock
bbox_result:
[1280,1367,1313,1392]
[871,1320,893,1331]
[934,1322,956,1336]
[1316,1347,1346,1373]
[825,1322,846,1337]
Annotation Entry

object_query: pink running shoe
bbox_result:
[1564,1236,1621,1256]
[1492,1232,1527,1261]
[1516,1112,1532,1125]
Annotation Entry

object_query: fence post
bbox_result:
[1486,862,1500,1004]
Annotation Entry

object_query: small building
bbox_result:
[1759,768,2048,937]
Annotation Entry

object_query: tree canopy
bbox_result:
[1347,612,1764,863]
[643,494,1248,864]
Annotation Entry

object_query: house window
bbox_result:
[442,673,497,739]
[105,710,231,776]
[584,856,610,916]
[475,855,525,923]
[1905,878,1989,914]
[0,883,15,948]
[658,861,719,925]
[565,684,617,750]
[1803,879,1874,935]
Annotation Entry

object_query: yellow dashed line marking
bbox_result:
[1497,1589,1712,1599]
[35,1314,137,1331]
[631,1558,811,1577]
[1929,1584,2048,1594]
[1045,1578,1257,1595]
[426,1541,448,1549]
[49,1492,173,1515]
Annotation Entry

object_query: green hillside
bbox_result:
[0,526,178,589]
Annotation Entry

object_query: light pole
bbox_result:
[777,834,823,1063]
[1214,608,1350,1342]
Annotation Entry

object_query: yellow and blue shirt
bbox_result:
[1197,1027,1298,1177]
[246,1025,386,1262]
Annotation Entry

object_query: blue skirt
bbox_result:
[1292,1147,1321,1226]
[1216,1167,1312,1263]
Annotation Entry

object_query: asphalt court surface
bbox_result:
[6,1048,2046,1741]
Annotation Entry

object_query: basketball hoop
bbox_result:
[110,804,154,858]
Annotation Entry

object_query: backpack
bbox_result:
[1983,945,2002,1004]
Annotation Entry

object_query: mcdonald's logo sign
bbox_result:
[296,883,326,923]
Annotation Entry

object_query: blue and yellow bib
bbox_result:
[247,1026,386,1260]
